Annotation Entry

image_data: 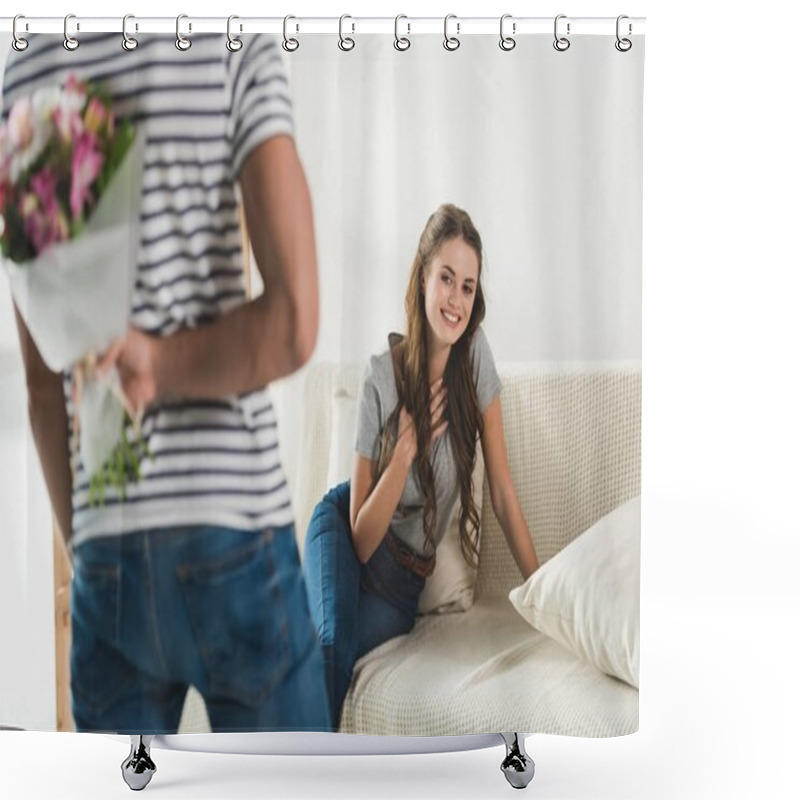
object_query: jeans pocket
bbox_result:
[70,558,136,720]
[176,531,292,709]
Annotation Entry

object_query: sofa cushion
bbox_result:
[475,367,641,600]
[509,496,640,688]
[340,597,638,737]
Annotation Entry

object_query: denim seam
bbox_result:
[143,531,170,677]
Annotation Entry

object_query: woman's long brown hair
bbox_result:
[376,204,487,566]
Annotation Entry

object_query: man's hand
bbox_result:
[95,326,160,416]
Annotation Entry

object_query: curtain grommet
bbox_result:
[12,14,29,51]
[553,14,570,52]
[121,14,138,51]
[615,15,633,51]
[63,13,79,51]
[500,14,516,51]
[338,14,355,51]
[444,14,460,51]
[282,15,299,52]
[226,15,243,52]
[176,14,192,51]
[394,15,411,51]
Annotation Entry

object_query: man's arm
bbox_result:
[98,135,319,406]
[13,305,73,551]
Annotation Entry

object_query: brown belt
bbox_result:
[386,532,436,578]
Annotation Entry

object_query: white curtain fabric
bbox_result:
[0,31,643,730]
[273,33,643,490]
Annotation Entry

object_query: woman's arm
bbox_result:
[349,445,412,565]
[13,305,74,555]
[350,385,448,564]
[481,396,539,580]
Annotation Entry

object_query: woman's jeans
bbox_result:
[303,481,425,728]
[70,524,331,734]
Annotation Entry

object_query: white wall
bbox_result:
[288,33,642,366]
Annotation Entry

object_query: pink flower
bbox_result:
[30,167,60,214]
[70,131,103,220]
[23,197,69,255]
[52,106,85,145]
[64,73,87,99]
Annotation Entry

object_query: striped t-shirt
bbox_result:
[3,33,296,548]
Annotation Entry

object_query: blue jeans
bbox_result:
[303,482,425,728]
[70,524,331,734]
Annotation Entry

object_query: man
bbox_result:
[4,31,330,733]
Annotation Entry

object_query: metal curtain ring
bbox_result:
[122,14,138,51]
[553,14,570,52]
[394,14,410,51]
[12,15,29,51]
[63,14,79,51]
[176,14,191,51]
[338,14,355,51]
[227,15,243,52]
[443,14,460,51]
[499,14,516,51]
[282,15,299,52]
[615,14,632,51]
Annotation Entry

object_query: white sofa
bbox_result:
[179,363,640,738]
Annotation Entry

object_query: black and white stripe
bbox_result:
[3,33,296,546]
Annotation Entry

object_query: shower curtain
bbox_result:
[0,23,643,740]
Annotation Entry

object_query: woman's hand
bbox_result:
[394,378,448,467]
[94,327,161,416]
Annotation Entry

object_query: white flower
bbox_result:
[31,85,62,121]
[7,95,51,183]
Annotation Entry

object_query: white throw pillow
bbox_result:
[325,387,484,615]
[417,448,484,615]
[508,495,641,688]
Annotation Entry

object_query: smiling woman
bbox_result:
[302,204,540,729]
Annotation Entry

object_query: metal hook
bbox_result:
[12,15,28,51]
[176,14,191,51]
[499,14,516,51]
[615,14,632,52]
[394,14,411,51]
[282,15,299,52]
[553,14,570,52]
[227,15,243,52]
[63,13,79,51]
[338,14,355,51]
[443,14,460,51]
[122,14,138,51]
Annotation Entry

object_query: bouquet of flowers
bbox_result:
[1,74,148,505]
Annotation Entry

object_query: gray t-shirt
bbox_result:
[355,326,502,557]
